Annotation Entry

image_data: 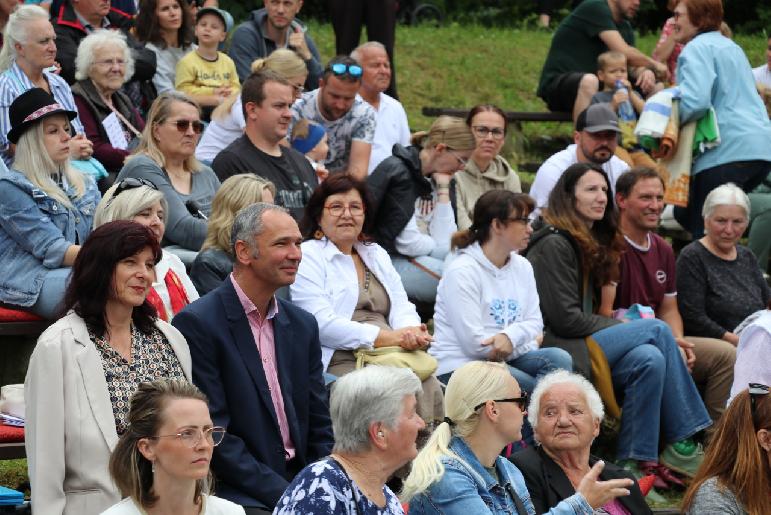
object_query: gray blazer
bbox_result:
[24,311,192,515]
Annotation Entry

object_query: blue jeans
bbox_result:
[29,267,71,319]
[593,319,712,462]
[391,255,443,304]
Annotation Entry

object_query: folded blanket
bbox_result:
[635,87,680,145]
[660,120,696,207]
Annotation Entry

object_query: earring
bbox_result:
[314,229,325,240]
[151,461,155,474]
[377,431,384,438]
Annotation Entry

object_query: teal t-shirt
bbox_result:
[537,0,635,98]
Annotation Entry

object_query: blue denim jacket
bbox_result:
[0,166,99,307]
[409,437,592,515]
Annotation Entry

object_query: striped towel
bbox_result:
[635,87,681,146]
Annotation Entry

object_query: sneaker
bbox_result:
[660,440,704,478]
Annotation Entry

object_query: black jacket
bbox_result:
[511,446,651,515]
[366,144,433,255]
[53,2,156,86]
[190,248,234,296]
[523,224,619,377]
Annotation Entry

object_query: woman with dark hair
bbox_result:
[431,190,572,396]
[524,162,711,487]
[671,0,771,238]
[24,220,192,515]
[103,379,244,514]
[135,0,195,95]
[682,385,771,514]
[291,173,443,424]
[455,105,521,230]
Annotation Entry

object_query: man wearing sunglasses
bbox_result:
[290,56,376,180]
[352,41,410,175]
[228,0,323,91]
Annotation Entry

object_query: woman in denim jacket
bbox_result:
[0,88,99,318]
[402,361,633,515]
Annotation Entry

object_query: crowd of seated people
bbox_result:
[1,0,770,513]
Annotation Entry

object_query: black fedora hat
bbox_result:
[7,88,77,144]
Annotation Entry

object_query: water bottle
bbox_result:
[615,80,638,148]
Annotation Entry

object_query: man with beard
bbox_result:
[537,0,668,120]
[615,166,734,446]
[530,103,629,218]
[351,42,410,174]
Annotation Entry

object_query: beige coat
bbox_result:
[454,155,522,231]
[24,312,192,515]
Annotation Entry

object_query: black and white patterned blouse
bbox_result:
[91,325,186,435]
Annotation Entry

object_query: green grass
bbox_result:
[0,459,28,495]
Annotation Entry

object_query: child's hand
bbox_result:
[214,86,232,98]
[314,163,329,182]
[612,89,629,109]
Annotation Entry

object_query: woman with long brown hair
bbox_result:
[524,162,711,489]
[682,385,771,514]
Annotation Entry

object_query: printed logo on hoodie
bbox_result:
[489,298,520,327]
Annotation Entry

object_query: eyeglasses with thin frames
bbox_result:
[472,125,505,140]
[94,59,127,68]
[148,426,227,448]
[324,203,365,217]
[449,150,467,168]
[506,216,531,226]
[168,119,204,134]
[474,392,528,412]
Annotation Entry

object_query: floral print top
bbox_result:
[274,457,404,515]
[91,324,186,435]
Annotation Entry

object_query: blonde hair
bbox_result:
[129,91,202,172]
[411,116,475,151]
[0,5,49,73]
[13,117,85,207]
[597,50,626,71]
[212,49,307,121]
[93,183,168,228]
[201,174,276,253]
[401,362,512,502]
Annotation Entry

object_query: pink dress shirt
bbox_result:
[231,275,296,460]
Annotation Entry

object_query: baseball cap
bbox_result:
[196,7,234,33]
[576,103,621,133]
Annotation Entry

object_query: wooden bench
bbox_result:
[421,107,573,157]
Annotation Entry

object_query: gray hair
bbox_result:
[330,366,421,454]
[702,182,750,219]
[0,5,49,73]
[230,202,288,255]
[350,41,388,63]
[93,183,168,229]
[75,29,135,82]
[527,370,604,438]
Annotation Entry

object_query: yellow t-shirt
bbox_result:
[175,50,240,96]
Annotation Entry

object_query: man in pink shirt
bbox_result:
[173,203,333,514]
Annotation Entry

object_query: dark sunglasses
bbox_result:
[750,383,769,427]
[105,178,157,207]
[170,119,204,134]
[327,62,363,78]
[474,392,528,412]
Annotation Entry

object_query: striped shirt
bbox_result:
[0,61,84,166]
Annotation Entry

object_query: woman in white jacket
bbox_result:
[431,190,572,394]
[291,174,443,424]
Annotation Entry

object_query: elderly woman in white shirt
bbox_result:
[291,174,444,425]
[94,178,199,321]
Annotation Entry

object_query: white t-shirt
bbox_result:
[196,97,246,163]
[752,64,771,89]
[154,249,200,320]
[529,144,629,218]
[100,494,245,515]
[368,92,411,174]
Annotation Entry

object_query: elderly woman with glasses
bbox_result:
[275,366,424,514]
[291,174,444,425]
[403,362,634,514]
[511,370,651,514]
[454,104,522,231]
[95,178,199,321]
[117,91,220,258]
[677,183,771,347]
[103,379,245,515]
[682,384,771,515]
[24,221,192,514]
[72,30,145,189]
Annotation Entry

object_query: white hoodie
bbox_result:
[430,241,543,375]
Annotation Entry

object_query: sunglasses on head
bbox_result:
[170,119,204,134]
[327,63,363,78]
[750,383,769,427]
[105,178,157,207]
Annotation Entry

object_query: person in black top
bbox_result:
[212,69,317,222]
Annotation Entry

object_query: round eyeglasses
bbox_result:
[148,426,226,448]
